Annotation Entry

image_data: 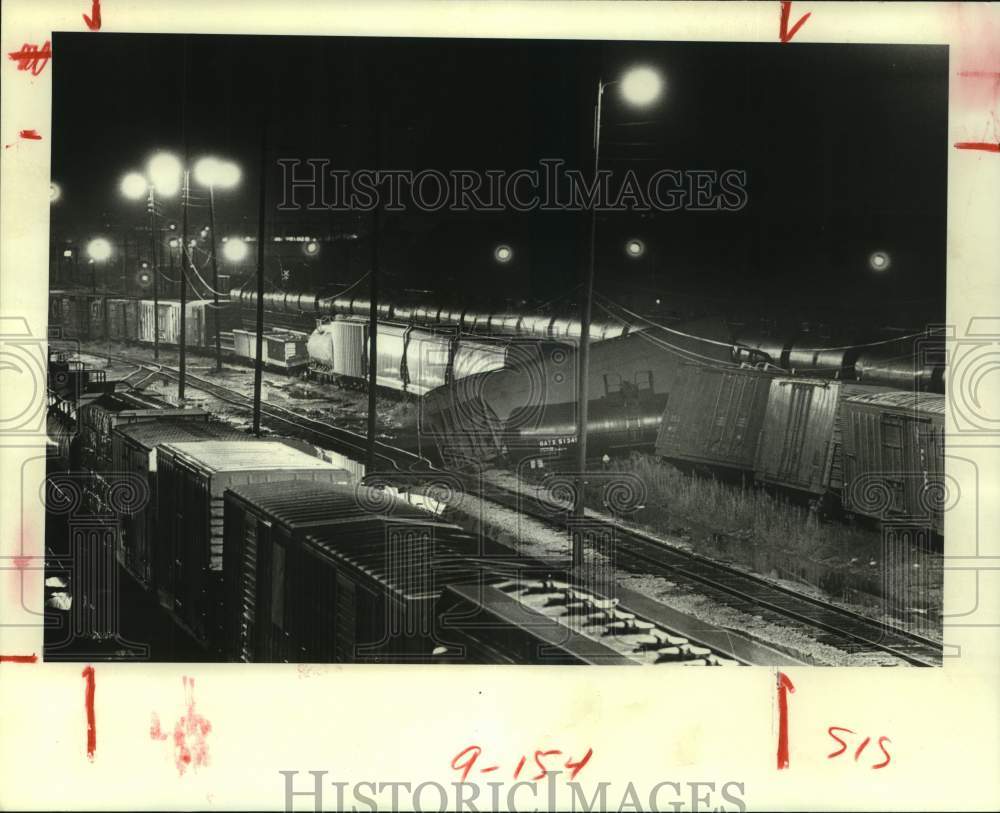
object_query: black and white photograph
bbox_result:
[44,31,948,667]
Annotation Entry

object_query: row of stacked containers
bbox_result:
[655,365,946,535]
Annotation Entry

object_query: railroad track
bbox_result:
[473,477,944,667]
[99,352,431,474]
[91,348,942,665]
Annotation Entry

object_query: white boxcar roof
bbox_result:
[158,440,346,474]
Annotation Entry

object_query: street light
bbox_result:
[120,172,147,200]
[193,155,241,370]
[621,67,664,106]
[494,244,513,264]
[625,238,645,258]
[574,65,664,560]
[50,182,61,203]
[222,237,249,263]
[869,250,891,272]
[86,237,112,261]
[304,240,320,256]
[148,152,183,197]
[86,237,112,294]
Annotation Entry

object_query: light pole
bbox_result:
[574,66,663,566]
[121,153,182,360]
[86,237,113,295]
[194,157,241,370]
[61,249,72,287]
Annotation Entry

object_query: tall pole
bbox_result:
[179,170,189,401]
[168,238,176,298]
[121,231,128,295]
[91,261,96,295]
[366,73,381,472]
[573,78,604,564]
[148,189,160,360]
[252,126,267,436]
[207,184,222,371]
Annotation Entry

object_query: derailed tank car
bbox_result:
[423,331,701,470]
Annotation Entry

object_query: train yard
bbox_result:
[43,291,945,665]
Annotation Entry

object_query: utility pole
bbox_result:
[179,170,189,401]
[207,184,222,370]
[121,230,128,295]
[252,125,267,436]
[148,188,160,360]
[366,70,381,472]
[573,78,605,570]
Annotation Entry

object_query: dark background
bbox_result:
[50,34,948,329]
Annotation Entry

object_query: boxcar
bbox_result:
[754,378,884,498]
[232,328,309,370]
[137,299,238,348]
[111,420,251,589]
[839,391,946,535]
[77,392,204,476]
[87,296,107,341]
[56,293,106,341]
[106,298,139,342]
[655,364,776,475]
[154,441,352,653]
[222,479,493,663]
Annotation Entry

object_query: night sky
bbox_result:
[50,33,948,327]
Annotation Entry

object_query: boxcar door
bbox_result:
[878,413,907,517]
[906,414,941,533]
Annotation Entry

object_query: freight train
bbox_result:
[655,364,946,535]
[44,376,745,664]
[51,289,945,397]
[49,289,947,536]
[50,290,558,395]
[421,336,946,536]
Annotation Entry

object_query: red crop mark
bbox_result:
[776,671,795,769]
[958,70,1000,80]
[12,555,34,570]
[83,0,102,31]
[779,1,811,43]
[0,653,38,663]
[8,41,51,76]
[5,129,43,148]
[152,677,212,775]
[954,141,1000,153]
[82,666,96,761]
